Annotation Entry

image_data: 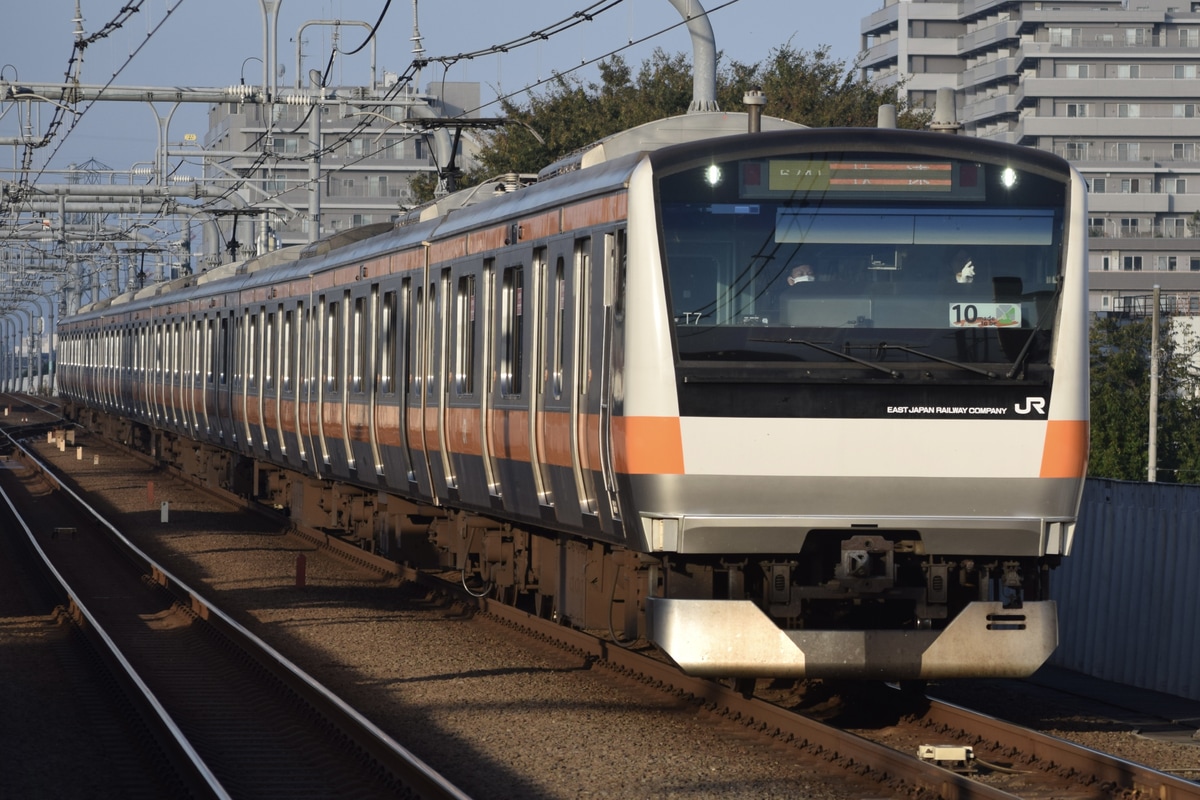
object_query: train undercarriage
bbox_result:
[69,406,1059,680]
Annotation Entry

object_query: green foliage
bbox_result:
[412,42,931,201]
[1089,315,1200,483]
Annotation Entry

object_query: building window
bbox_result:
[366,175,389,198]
[1174,103,1197,118]
[1090,178,1106,193]
[1117,103,1140,118]
[1122,255,1143,270]
[1156,256,1179,271]
[272,136,300,154]
[1175,65,1198,79]
[1050,27,1081,46]
[1162,218,1187,238]
[1124,28,1151,46]
[1173,142,1197,160]
[1066,103,1090,117]
[1063,141,1091,160]
[1116,64,1141,78]
[1167,178,1187,193]
[1089,217,1107,236]
[1113,142,1141,161]
[1120,178,1141,193]
[1120,218,1141,236]
[1191,257,1200,272]
[1063,64,1091,78]
[1182,29,1200,47]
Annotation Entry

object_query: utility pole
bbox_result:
[1148,284,1160,482]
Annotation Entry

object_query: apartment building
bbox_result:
[859,0,1200,315]
[202,81,480,261]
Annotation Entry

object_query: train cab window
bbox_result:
[656,147,1069,373]
[501,266,524,396]
[455,274,476,395]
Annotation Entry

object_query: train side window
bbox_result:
[575,238,591,397]
[456,273,476,395]
[326,299,341,393]
[411,285,423,396]
[219,316,230,385]
[379,290,396,395]
[501,265,524,396]
[352,295,366,394]
[552,256,565,399]
[399,280,412,395]
[282,309,293,392]
[264,311,276,391]
[248,312,259,390]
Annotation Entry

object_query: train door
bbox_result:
[370,285,396,480]
[365,285,384,478]
[571,238,598,517]
[217,312,233,444]
[478,261,500,498]
[407,282,435,500]
[596,230,625,524]
[201,316,214,437]
[262,307,279,456]
[344,288,373,479]
[278,305,297,463]
[296,299,320,472]
[170,320,181,431]
[185,317,198,435]
[536,248,583,527]
[433,269,455,497]
[315,294,337,473]
[528,248,552,508]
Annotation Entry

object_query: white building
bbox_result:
[860,0,1200,316]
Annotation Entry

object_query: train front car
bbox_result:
[620,128,1089,680]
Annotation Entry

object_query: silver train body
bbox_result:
[58,114,1090,680]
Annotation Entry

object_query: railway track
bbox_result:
[5,394,1198,799]
[0,420,470,800]
[472,594,1200,800]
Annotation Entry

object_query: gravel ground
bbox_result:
[16,428,1200,798]
[24,432,896,800]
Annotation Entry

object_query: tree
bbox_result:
[420,43,930,200]
[1089,314,1200,483]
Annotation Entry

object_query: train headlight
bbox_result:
[704,164,723,187]
[1001,166,1018,189]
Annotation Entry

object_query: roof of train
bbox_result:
[71,111,806,321]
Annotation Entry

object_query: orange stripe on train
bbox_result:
[612,416,685,475]
[1039,420,1089,479]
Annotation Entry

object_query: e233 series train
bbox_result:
[58,113,1089,680]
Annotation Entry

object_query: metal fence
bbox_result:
[1051,478,1200,701]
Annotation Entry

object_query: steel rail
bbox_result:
[2,423,473,800]
[924,699,1200,800]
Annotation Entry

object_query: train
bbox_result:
[56,110,1090,681]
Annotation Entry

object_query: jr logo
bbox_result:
[1015,397,1047,415]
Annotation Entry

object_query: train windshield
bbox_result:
[657,148,1068,373]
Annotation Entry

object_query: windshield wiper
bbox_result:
[878,344,998,379]
[751,337,900,378]
[1006,282,1064,379]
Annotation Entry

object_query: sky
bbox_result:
[1,0,881,177]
